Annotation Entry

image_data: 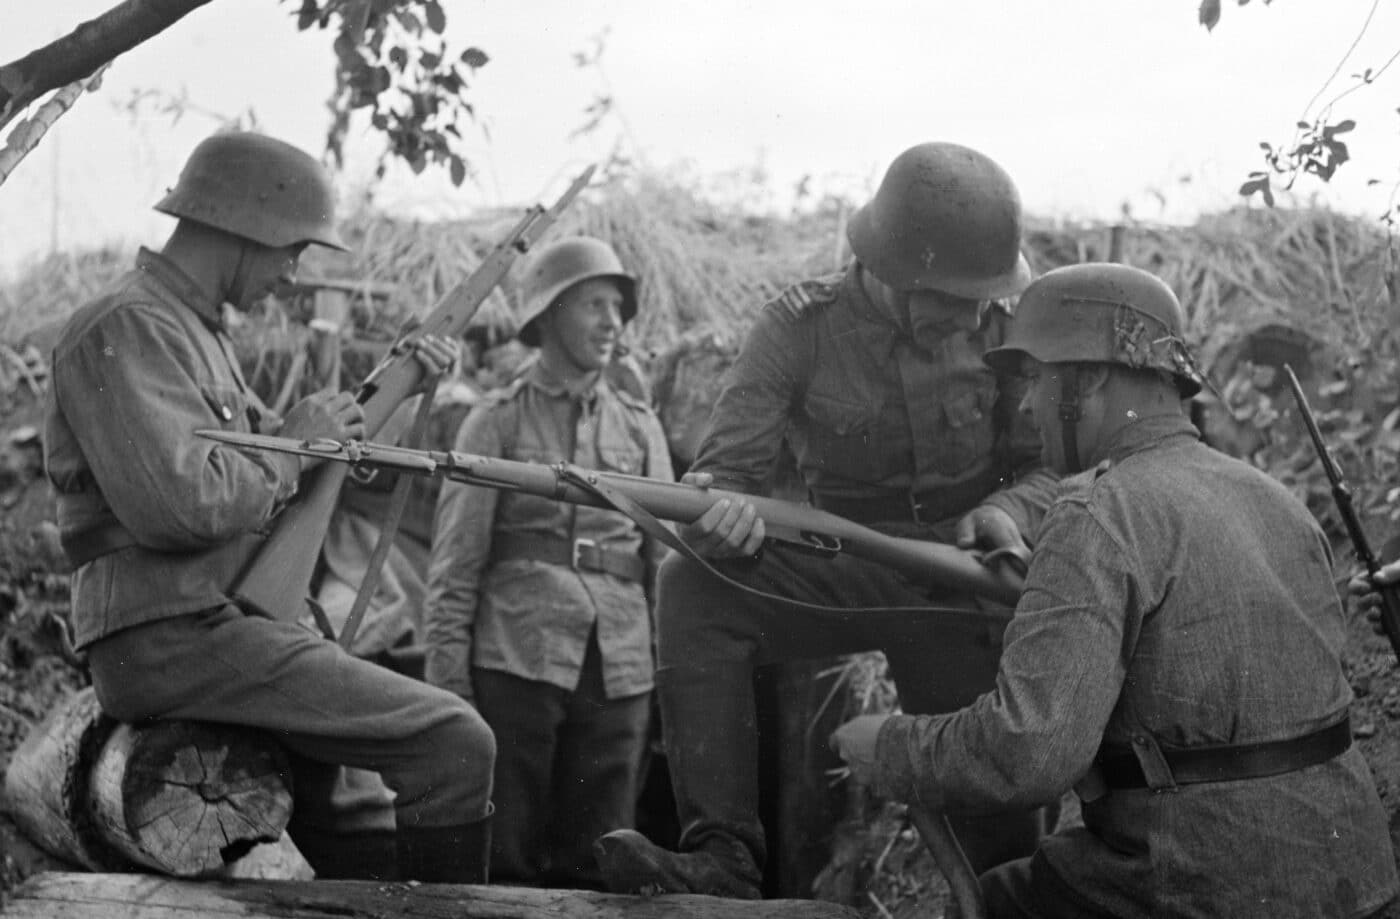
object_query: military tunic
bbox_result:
[873,414,1398,918]
[43,248,494,834]
[653,262,1060,875]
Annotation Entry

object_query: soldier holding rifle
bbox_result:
[424,237,673,887]
[42,132,496,884]
[595,142,1061,897]
[831,263,1397,918]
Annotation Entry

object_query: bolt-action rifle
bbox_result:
[1284,364,1400,664]
[200,430,1027,608]
[229,166,595,624]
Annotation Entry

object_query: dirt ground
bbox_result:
[0,376,1399,917]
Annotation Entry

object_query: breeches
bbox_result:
[86,604,495,829]
[473,630,650,886]
[656,542,1008,715]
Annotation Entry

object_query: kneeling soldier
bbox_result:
[833,263,1398,918]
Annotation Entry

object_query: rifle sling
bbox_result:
[555,464,1000,619]
[338,386,437,650]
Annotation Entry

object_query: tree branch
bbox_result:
[0,0,217,132]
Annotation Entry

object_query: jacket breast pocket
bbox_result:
[198,383,253,431]
[802,391,884,480]
[933,380,997,475]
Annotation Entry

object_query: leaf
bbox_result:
[424,0,446,34]
[389,46,408,70]
[461,47,490,68]
[421,51,440,69]
[1324,119,1356,137]
[1199,0,1221,30]
[449,156,466,187]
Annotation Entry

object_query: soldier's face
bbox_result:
[232,242,305,311]
[543,277,624,373]
[1018,356,1074,473]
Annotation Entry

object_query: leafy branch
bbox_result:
[291,0,488,186]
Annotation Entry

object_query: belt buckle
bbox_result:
[571,537,596,570]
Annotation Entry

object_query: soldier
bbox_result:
[595,142,1060,897]
[424,237,673,888]
[832,263,1398,917]
[43,131,496,883]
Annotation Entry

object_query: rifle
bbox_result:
[231,166,595,623]
[199,430,1027,607]
[1283,364,1400,664]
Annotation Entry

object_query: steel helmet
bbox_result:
[846,142,1032,299]
[155,131,347,251]
[517,236,637,346]
[983,262,1204,396]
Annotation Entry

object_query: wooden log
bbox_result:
[3,688,300,878]
[87,720,293,877]
[1,686,127,871]
[1,872,864,918]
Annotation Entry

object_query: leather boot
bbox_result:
[288,825,398,881]
[594,663,763,898]
[397,815,492,884]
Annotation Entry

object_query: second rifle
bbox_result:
[200,430,1027,608]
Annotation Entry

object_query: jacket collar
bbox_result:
[524,357,605,404]
[1093,413,1200,468]
[135,247,225,331]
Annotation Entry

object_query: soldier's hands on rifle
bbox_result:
[955,504,1032,575]
[829,713,892,785]
[392,329,462,392]
[1347,559,1400,637]
[278,390,367,472]
[677,471,766,559]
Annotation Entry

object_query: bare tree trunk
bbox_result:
[0,0,217,132]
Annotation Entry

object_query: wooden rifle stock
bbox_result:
[201,432,1026,607]
[230,166,596,623]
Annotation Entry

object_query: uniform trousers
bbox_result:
[474,628,650,888]
[656,534,1053,875]
[86,604,495,835]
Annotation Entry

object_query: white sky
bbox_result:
[2,0,1398,280]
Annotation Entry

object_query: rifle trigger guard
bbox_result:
[767,530,842,559]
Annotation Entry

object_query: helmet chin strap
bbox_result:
[1058,365,1083,473]
[227,238,254,310]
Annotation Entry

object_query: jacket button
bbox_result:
[220,405,233,421]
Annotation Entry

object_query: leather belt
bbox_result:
[1097,717,1352,790]
[62,523,138,567]
[490,532,647,583]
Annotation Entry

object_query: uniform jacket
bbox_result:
[424,361,673,701]
[44,248,301,649]
[690,263,1056,533]
[874,414,1398,919]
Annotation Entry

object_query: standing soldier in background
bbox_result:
[42,131,496,884]
[833,263,1397,917]
[425,237,673,888]
[596,142,1060,898]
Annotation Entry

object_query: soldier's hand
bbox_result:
[679,471,766,559]
[829,714,891,786]
[955,505,1030,569]
[1348,560,1400,635]
[280,390,366,470]
[404,332,461,384]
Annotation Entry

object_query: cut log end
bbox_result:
[88,721,293,877]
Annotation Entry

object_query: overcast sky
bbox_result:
[1,1,1398,279]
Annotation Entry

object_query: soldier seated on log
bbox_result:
[424,236,673,888]
[41,130,496,884]
[832,263,1399,918]
[594,142,1062,898]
